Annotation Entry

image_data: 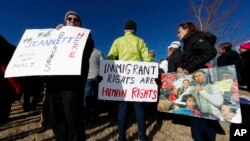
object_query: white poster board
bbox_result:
[98,60,159,102]
[5,26,90,78]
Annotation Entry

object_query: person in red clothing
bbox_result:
[239,41,250,92]
[168,86,178,101]
[0,35,16,123]
[238,41,250,125]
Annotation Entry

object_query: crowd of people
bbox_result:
[1,10,250,141]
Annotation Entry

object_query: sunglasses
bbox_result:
[67,17,79,22]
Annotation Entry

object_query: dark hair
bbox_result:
[219,42,232,52]
[192,69,213,84]
[192,69,206,80]
[124,20,137,32]
[221,104,236,114]
[178,22,201,34]
[182,79,190,84]
[182,94,194,102]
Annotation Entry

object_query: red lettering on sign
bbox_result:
[69,51,76,58]
[102,87,127,97]
[131,87,157,100]
[77,32,84,38]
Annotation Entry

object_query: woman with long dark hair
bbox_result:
[177,22,218,141]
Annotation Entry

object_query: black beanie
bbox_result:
[124,20,137,31]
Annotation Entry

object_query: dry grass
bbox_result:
[0,89,249,141]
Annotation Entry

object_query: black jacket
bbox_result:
[217,50,243,81]
[180,32,217,73]
[239,50,250,89]
[217,50,242,68]
[0,35,16,64]
[167,49,182,73]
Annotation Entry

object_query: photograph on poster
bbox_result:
[157,65,242,124]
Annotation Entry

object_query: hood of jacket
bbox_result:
[182,31,217,46]
[223,50,240,59]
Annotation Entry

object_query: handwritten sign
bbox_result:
[98,60,158,102]
[216,79,234,92]
[5,26,90,78]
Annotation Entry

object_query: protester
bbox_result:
[239,41,250,92]
[149,50,156,62]
[84,47,104,122]
[238,42,250,125]
[167,41,182,72]
[0,35,42,122]
[107,20,152,141]
[21,76,43,112]
[217,42,243,84]
[45,10,94,141]
[0,35,16,123]
[176,22,218,141]
[159,59,168,73]
[177,22,217,74]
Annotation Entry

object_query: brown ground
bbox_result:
[0,89,249,141]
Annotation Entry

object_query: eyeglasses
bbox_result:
[67,17,79,22]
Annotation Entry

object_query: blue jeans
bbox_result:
[83,78,98,120]
[118,101,147,141]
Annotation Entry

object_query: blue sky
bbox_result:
[1,0,250,61]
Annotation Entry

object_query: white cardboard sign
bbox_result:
[5,26,90,78]
[98,60,159,102]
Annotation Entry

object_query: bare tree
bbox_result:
[189,0,250,46]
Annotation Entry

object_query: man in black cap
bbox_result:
[107,20,152,141]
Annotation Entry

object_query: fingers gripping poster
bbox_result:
[157,65,242,124]
[98,60,158,102]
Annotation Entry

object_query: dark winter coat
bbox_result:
[217,50,243,82]
[0,35,16,122]
[167,49,182,73]
[180,32,217,73]
[240,50,250,91]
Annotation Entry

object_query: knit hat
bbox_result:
[124,20,137,31]
[64,10,82,27]
[167,41,181,49]
[240,41,250,50]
